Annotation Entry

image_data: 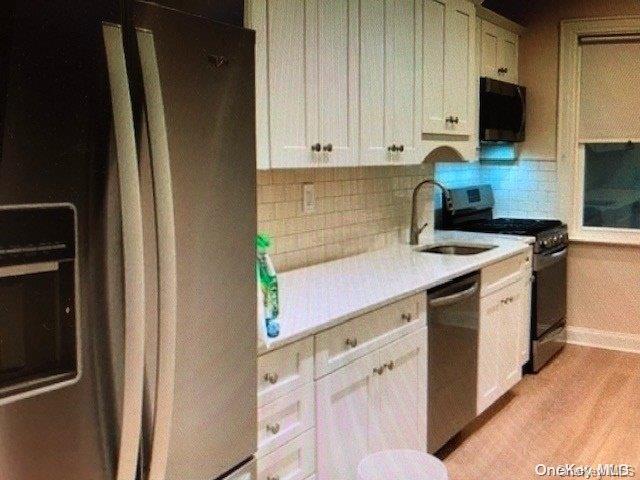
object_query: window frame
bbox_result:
[558,16,640,246]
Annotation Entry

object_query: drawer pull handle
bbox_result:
[401,312,413,322]
[345,338,358,348]
[373,365,386,375]
[386,360,395,371]
[263,372,279,384]
[266,423,281,435]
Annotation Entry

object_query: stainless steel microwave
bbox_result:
[479,77,526,142]
[0,204,79,405]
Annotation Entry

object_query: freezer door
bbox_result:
[0,3,144,480]
[132,3,257,480]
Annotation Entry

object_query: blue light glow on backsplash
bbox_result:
[434,159,559,219]
[478,142,518,161]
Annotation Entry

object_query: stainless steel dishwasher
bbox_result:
[427,271,480,453]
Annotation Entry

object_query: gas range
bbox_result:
[452,217,568,253]
[438,184,568,373]
[438,184,568,253]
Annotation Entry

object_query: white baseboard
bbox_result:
[566,326,640,354]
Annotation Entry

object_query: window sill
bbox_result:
[569,228,640,247]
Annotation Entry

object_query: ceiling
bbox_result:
[482,0,531,25]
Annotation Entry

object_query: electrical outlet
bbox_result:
[302,183,316,214]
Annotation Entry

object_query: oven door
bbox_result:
[533,246,568,339]
[0,260,78,403]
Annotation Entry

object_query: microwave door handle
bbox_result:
[136,28,179,480]
[103,23,146,480]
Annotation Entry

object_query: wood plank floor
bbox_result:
[442,345,640,479]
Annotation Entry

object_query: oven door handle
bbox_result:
[0,261,59,278]
[534,247,568,271]
[103,23,146,480]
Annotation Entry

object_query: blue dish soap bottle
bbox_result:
[256,234,280,338]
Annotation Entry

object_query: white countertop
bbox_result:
[259,230,533,353]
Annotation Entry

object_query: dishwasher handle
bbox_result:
[428,282,479,308]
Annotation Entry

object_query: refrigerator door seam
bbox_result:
[103,22,147,480]
[136,27,179,480]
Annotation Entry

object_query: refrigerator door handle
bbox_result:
[136,28,179,480]
[102,23,147,480]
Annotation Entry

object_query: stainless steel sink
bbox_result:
[417,243,497,255]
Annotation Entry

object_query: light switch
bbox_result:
[302,183,316,214]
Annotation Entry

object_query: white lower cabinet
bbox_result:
[258,383,315,457]
[257,428,316,480]
[316,327,427,480]
[477,279,525,415]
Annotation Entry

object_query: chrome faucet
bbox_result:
[410,179,452,245]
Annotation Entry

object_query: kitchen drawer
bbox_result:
[481,250,531,297]
[314,293,427,378]
[258,383,315,458]
[258,338,314,407]
[257,428,316,480]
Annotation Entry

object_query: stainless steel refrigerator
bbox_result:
[0,1,257,479]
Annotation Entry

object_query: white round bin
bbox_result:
[357,449,449,480]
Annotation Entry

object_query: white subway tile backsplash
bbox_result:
[257,165,434,272]
[435,158,559,219]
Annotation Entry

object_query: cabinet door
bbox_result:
[372,328,427,452]
[317,0,359,166]
[499,29,518,83]
[361,0,418,165]
[480,20,500,79]
[316,352,378,480]
[421,0,447,134]
[500,281,524,391]
[391,0,419,163]
[360,0,394,165]
[258,0,320,169]
[477,290,502,415]
[519,274,532,366]
[443,0,475,136]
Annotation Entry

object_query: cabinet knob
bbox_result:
[401,312,413,323]
[266,423,281,435]
[263,372,279,384]
[311,143,321,152]
[345,338,358,348]
[386,360,395,371]
[373,365,386,375]
[388,144,398,152]
[452,116,459,124]
[322,143,333,152]
[398,145,405,152]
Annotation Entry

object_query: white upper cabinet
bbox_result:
[318,0,360,166]
[248,0,358,169]
[480,19,518,83]
[422,0,476,136]
[360,0,419,165]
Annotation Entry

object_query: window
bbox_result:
[558,19,640,244]
[582,143,640,230]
